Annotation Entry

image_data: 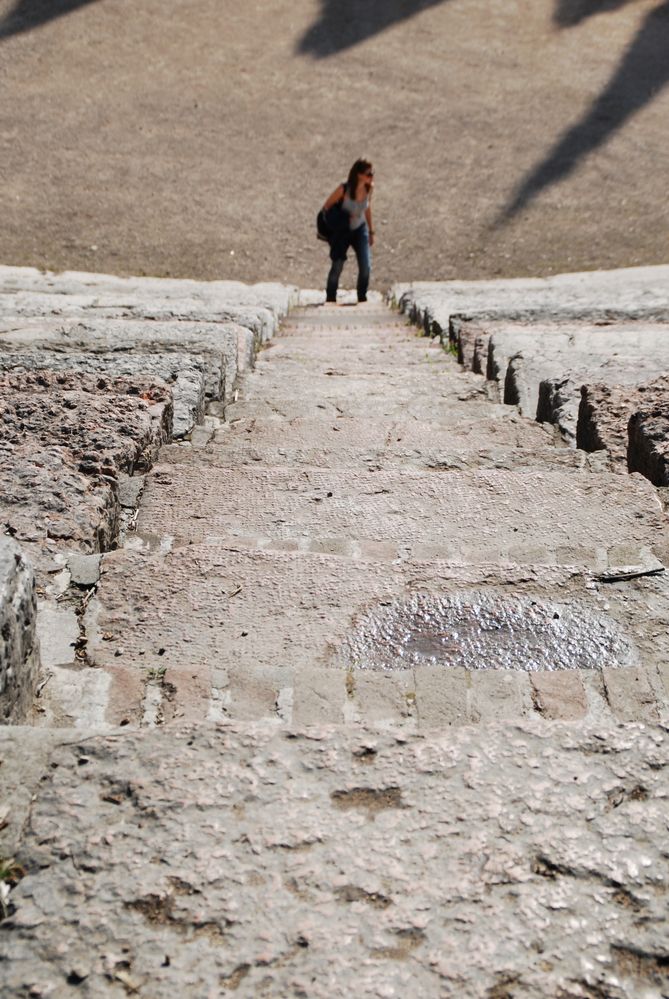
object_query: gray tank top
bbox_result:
[341,185,369,230]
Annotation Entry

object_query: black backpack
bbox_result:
[316,184,347,243]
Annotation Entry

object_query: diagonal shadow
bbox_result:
[500,0,669,221]
[297,0,449,58]
[0,0,100,41]
[554,0,635,27]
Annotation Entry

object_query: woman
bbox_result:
[321,158,375,304]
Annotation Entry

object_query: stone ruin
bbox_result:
[1,264,669,997]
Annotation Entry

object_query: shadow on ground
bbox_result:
[501,0,669,221]
[0,0,100,40]
[554,0,635,26]
[297,0,449,57]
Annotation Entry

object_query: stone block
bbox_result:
[0,266,298,321]
[134,463,669,570]
[468,669,531,723]
[0,539,39,724]
[627,378,669,486]
[602,667,659,723]
[0,349,208,438]
[414,666,469,728]
[0,370,173,575]
[394,266,669,337]
[66,554,101,588]
[577,382,635,466]
[35,603,78,669]
[291,668,347,726]
[530,670,587,720]
[0,368,172,474]
[350,670,416,727]
[0,316,242,400]
[1,720,668,996]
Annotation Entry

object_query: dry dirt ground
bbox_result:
[0,0,667,289]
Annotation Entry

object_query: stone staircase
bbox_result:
[1,265,669,997]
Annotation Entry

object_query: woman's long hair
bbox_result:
[346,158,373,197]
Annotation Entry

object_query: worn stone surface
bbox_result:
[486,320,669,435]
[0,317,244,400]
[1,721,668,998]
[394,266,669,338]
[0,443,120,566]
[0,290,278,345]
[0,349,208,438]
[578,376,669,486]
[627,378,669,487]
[0,268,298,320]
[135,462,668,567]
[4,280,669,997]
[20,299,662,731]
[35,603,79,671]
[0,369,172,474]
[577,382,634,467]
[0,372,171,580]
[66,555,101,589]
[172,413,583,474]
[76,544,669,729]
[0,539,38,724]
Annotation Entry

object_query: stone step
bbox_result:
[224,390,512,424]
[0,347,209,439]
[483,320,669,441]
[393,265,669,337]
[3,276,669,999]
[166,413,586,474]
[0,264,298,317]
[2,720,666,999]
[32,544,663,729]
[132,463,667,568]
[0,316,246,400]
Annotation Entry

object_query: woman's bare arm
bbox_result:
[322,184,346,210]
[365,206,375,246]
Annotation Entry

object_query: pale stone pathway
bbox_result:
[81,298,669,730]
[3,296,669,998]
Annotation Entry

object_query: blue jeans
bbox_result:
[326,225,371,302]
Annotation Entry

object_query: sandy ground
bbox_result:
[0,0,667,289]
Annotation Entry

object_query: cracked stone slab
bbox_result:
[0,720,667,998]
[134,463,669,569]
[80,546,669,727]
